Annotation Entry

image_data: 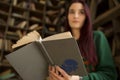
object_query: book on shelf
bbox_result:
[30,16,41,22]
[45,15,60,25]
[45,16,51,24]
[46,8,64,16]
[1,39,13,52]
[8,18,15,26]
[0,39,12,52]
[53,16,59,25]
[47,0,65,9]
[0,18,6,25]
[16,21,27,29]
[17,1,28,8]
[0,9,8,15]
[16,30,24,38]
[6,31,20,40]
[12,13,24,18]
[48,26,56,32]
[29,25,43,31]
[5,39,13,52]
[29,2,36,11]
[47,10,59,16]
[39,0,45,5]
[60,8,65,15]
[29,24,42,30]
[13,0,17,6]
[5,30,87,80]
[1,0,10,3]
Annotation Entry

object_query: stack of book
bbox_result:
[45,0,66,33]
[0,39,13,52]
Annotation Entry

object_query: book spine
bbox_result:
[36,41,54,65]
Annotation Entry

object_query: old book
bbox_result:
[13,0,17,6]
[16,21,27,29]
[8,18,15,26]
[6,31,87,80]
[6,31,19,40]
[17,1,28,8]
[29,2,36,11]
[29,24,39,30]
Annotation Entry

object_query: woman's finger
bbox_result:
[55,65,59,75]
[49,70,58,80]
[49,74,57,80]
[51,66,55,72]
[49,65,52,71]
[55,66,70,78]
[50,71,63,80]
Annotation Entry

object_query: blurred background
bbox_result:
[0,0,120,80]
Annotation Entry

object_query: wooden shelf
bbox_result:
[0,1,10,6]
[0,0,66,79]
[0,24,7,30]
[12,5,27,12]
[11,14,27,20]
[0,10,9,17]
[8,26,28,31]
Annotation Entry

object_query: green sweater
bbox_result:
[83,31,117,80]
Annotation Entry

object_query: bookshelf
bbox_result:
[0,0,66,79]
[0,0,119,79]
[45,0,66,35]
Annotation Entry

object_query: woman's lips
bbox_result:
[73,21,79,23]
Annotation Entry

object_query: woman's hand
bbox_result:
[48,65,71,80]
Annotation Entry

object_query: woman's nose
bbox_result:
[74,13,79,18]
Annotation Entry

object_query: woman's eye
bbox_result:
[69,9,85,15]
[79,10,85,14]
[69,9,75,14]
[69,10,75,14]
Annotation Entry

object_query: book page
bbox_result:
[12,30,41,49]
[42,32,72,41]
[12,31,72,49]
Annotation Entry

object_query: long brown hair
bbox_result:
[65,0,98,66]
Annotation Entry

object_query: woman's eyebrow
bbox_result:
[69,8,84,10]
[79,8,84,10]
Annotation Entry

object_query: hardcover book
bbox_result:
[6,31,87,80]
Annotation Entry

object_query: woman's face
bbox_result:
[68,2,86,30]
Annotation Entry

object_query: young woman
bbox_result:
[48,0,117,80]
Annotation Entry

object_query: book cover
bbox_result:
[5,31,87,80]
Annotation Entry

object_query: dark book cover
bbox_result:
[6,31,87,80]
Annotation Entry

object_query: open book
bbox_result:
[6,31,87,80]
